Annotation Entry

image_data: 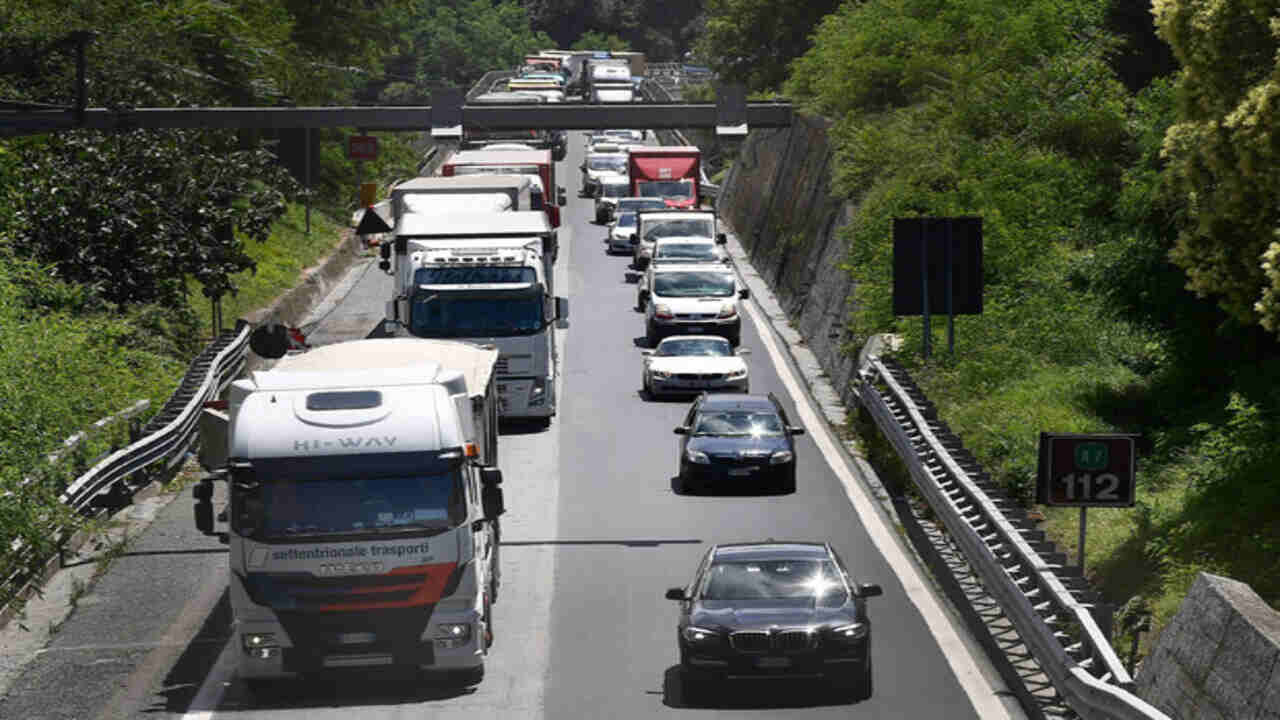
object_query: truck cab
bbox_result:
[631,209,722,271]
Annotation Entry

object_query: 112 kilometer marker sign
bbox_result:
[1036,433,1138,507]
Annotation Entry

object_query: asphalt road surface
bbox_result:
[0,132,1012,720]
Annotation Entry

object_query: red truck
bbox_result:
[627,146,701,209]
[441,148,565,227]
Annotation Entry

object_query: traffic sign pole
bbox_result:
[1078,506,1088,573]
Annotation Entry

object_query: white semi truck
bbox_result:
[193,337,505,687]
[380,210,567,421]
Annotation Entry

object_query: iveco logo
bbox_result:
[317,561,385,576]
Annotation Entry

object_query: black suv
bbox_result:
[673,393,804,493]
[665,542,883,702]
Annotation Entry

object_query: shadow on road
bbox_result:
[669,477,794,498]
[500,538,701,547]
[660,665,858,710]
[150,589,233,714]
[228,669,473,710]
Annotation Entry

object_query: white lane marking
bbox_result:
[739,296,1022,720]
[180,640,235,720]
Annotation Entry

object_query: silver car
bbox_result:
[641,336,750,398]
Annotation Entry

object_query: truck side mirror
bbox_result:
[193,479,214,535]
[716,233,727,245]
[738,288,750,299]
[482,484,505,520]
[480,467,503,486]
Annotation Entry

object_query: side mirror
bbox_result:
[480,466,503,486]
[640,350,653,356]
[555,296,569,321]
[673,426,689,435]
[716,233,727,245]
[558,195,567,207]
[193,480,214,535]
[736,348,752,356]
[630,233,639,245]
[858,583,884,598]
[789,426,806,436]
[665,588,686,601]
[738,288,750,299]
[579,164,587,171]
[380,243,391,260]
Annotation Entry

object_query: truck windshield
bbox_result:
[652,271,735,298]
[638,180,694,201]
[410,290,545,337]
[643,218,714,241]
[601,182,629,198]
[253,453,467,539]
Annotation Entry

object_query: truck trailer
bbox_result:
[193,337,505,688]
[441,149,565,227]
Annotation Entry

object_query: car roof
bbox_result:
[712,542,831,562]
[696,393,777,412]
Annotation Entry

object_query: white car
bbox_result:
[594,175,631,223]
[641,336,750,398]
[640,262,749,346]
[607,211,639,254]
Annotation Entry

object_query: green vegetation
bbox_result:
[700,0,1280,656]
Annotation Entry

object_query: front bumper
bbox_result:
[649,315,740,342]
[681,644,868,679]
[649,374,747,396]
[681,458,792,486]
[497,376,555,419]
[607,234,633,252]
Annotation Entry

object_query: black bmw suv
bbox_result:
[665,542,884,701]
[673,393,804,493]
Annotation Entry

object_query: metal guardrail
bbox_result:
[60,319,251,513]
[856,353,1170,720]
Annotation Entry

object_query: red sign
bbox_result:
[348,135,378,161]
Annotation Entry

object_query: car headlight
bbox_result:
[831,622,868,642]
[726,368,748,380]
[685,449,710,464]
[650,368,671,380]
[431,622,473,649]
[718,303,737,319]
[682,626,719,644]
[769,450,794,465]
[242,632,279,650]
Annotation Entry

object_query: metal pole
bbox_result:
[304,127,311,235]
[921,221,931,360]
[945,219,955,356]
[1078,506,1088,573]
[74,35,87,128]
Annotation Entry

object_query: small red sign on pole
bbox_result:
[348,135,378,161]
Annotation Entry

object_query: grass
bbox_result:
[188,203,348,337]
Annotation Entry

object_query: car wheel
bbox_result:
[679,649,718,705]
[637,292,648,312]
[444,664,485,688]
[831,660,872,702]
[782,465,797,494]
[646,321,661,348]
[726,331,740,347]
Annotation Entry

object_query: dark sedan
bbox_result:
[674,393,804,493]
[665,542,883,702]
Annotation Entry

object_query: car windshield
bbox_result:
[701,559,848,606]
[409,291,544,337]
[652,271,735,298]
[615,212,637,228]
[655,243,718,263]
[602,182,628,198]
[638,180,694,200]
[692,410,784,436]
[250,453,466,539]
[656,337,732,357]
[589,156,627,173]
[644,218,713,241]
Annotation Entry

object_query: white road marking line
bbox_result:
[179,640,235,720]
[740,295,1022,720]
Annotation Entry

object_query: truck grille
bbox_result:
[494,357,509,373]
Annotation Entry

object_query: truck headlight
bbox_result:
[686,449,710,464]
[431,623,473,649]
[528,378,547,406]
[769,450,794,465]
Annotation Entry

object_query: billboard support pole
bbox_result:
[945,220,955,356]
[920,221,931,360]
[1079,506,1088,573]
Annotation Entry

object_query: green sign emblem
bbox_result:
[1075,442,1108,471]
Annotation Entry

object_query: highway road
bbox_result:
[0,132,1016,719]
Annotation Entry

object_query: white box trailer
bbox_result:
[193,337,504,687]
[390,175,537,223]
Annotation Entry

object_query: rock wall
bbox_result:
[717,115,859,406]
[1136,572,1280,719]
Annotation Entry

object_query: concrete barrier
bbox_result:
[1136,573,1280,720]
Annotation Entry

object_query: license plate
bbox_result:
[728,468,755,476]
[686,326,704,333]
[756,657,791,669]
[338,632,376,645]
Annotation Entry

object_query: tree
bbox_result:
[570,30,631,52]
[407,0,554,89]
[696,0,842,92]
[1154,0,1280,333]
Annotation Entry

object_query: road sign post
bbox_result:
[1037,433,1139,572]
[892,217,983,361]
